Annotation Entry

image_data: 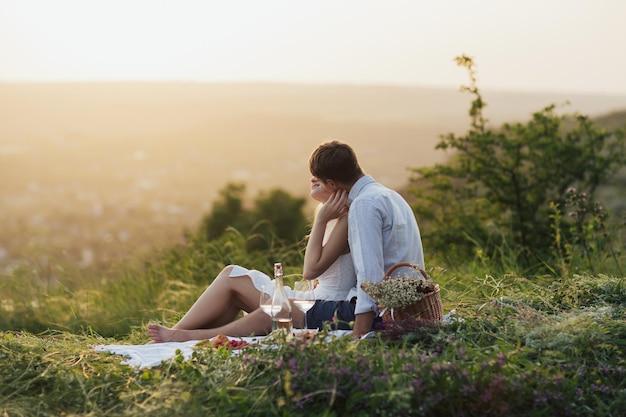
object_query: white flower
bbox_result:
[361,275,436,310]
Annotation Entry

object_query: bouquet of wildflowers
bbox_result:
[361,266,436,310]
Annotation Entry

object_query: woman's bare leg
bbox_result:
[147,302,305,343]
[146,264,306,343]
[148,309,274,342]
[173,265,263,330]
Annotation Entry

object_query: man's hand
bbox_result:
[351,311,376,339]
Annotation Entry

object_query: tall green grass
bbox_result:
[1,270,624,416]
[0,227,306,336]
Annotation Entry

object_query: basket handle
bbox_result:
[383,262,431,281]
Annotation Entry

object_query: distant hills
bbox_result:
[2,82,625,195]
[594,110,626,130]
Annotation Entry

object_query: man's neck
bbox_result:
[341,174,365,191]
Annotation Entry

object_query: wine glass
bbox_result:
[292,280,315,329]
[259,285,275,317]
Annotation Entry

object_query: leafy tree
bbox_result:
[248,188,307,251]
[408,55,626,270]
[200,182,308,251]
[201,182,249,240]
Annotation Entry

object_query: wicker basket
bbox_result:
[379,263,443,323]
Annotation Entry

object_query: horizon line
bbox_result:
[1,79,625,98]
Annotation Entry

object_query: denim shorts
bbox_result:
[305,298,356,330]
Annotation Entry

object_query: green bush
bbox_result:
[200,182,308,250]
[408,55,626,273]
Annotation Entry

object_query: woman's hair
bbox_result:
[309,140,363,184]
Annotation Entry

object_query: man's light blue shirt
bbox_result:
[347,175,424,315]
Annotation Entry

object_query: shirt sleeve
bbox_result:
[348,198,385,315]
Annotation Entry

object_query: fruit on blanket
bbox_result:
[224,339,249,349]
[300,330,316,340]
[195,334,250,350]
[210,334,230,347]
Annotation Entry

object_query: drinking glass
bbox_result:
[259,285,275,316]
[292,280,315,329]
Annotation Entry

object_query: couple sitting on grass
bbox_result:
[147,140,424,342]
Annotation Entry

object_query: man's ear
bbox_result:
[325,180,338,192]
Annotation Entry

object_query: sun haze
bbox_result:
[1,0,625,95]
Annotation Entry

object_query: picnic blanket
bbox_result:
[94,330,352,369]
[95,312,458,369]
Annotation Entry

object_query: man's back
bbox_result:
[348,175,424,316]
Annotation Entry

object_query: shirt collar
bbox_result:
[348,175,374,202]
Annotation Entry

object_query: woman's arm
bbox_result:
[302,191,349,280]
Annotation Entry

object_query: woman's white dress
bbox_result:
[228,218,356,301]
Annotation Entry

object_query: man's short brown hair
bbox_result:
[309,140,364,184]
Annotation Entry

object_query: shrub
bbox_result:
[408,55,626,272]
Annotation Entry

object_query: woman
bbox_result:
[147,177,353,343]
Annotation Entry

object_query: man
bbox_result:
[309,140,424,338]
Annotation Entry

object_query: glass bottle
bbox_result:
[270,262,292,335]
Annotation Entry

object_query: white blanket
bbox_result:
[94,340,204,368]
[94,316,458,369]
[94,330,352,369]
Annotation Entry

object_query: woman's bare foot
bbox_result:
[147,324,192,343]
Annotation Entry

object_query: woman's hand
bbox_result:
[303,190,350,280]
[317,190,349,222]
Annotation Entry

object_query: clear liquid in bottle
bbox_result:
[270,262,292,335]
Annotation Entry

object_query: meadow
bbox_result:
[1,83,626,416]
[1,236,625,416]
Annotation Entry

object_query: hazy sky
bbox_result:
[1,0,625,95]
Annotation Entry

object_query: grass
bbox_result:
[1,218,625,416]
